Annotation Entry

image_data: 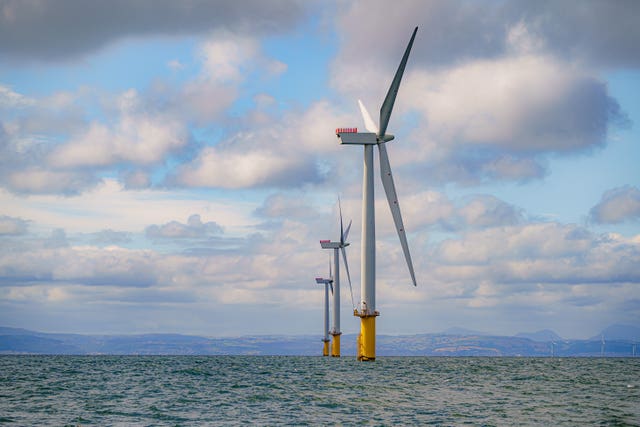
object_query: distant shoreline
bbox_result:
[2,326,637,357]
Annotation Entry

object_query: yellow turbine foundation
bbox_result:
[331,333,341,357]
[322,340,330,356]
[357,315,376,361]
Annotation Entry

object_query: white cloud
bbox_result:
[48,110,188,168]
[0,84,34,109]
[590,186,640,224]
[175,100,355,189]
[329,8,626,186]
[177,145,312,189]
[0,179,257,234]
[121,170,151,189]
[1,32,288,194]
[199,36,259,82]
[167,59,185,71]
[429,224,639,286]
[458,195,523,229]
[146,214,223,239]
[6,168,99,195]
[404,54,615,153]
[0,215,28,235]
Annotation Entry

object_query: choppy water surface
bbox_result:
[1,356,638,425]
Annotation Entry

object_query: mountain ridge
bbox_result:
[1,325,637,356]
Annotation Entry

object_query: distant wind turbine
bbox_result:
[319,200,353,357]
[336,27,418,361]
[315,258,333,357]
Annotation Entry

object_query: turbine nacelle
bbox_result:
[335,130,394,145]
[319,239,346,249]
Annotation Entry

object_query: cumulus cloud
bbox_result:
[0,0,307,61]
[590,186,640,224]
[0,215,28,235]
[146,214,223,239]
[1,27,292,195]
[330,2,629,186]
[458,195,524,229]
[5,168,100,195]
[255,192,322,220]
[0,212,331,312]
[405,55,622,154]
[330,0,640,78]
[377,190,523,237]
[427,224,640,289]
[0,88,97,194]
[0,245,156,288]
[0,84,34,108]
[49,114,188,168]
[175,101,354,189]
[121,170,152,190]
[47,89,188,168]
[89,229,133,246]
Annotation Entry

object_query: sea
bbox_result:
[1,356,638,426]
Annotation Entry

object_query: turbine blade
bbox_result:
[358,99,379,133]
[378,142,417,287]
[343,219,352,243]
[341,246,352,290]
[341,246,355,310]
[339,197,344,245]
[329,281,334,295]
[379,26,418,137]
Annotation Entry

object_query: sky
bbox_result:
[1,0,639,340]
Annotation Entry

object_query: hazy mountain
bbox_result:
[515,329,563,342]
[590,324,640,341]
[441,327,490,336]
[2,325,637,356]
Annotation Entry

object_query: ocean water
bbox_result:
[1,356,638,426]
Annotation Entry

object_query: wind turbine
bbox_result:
[319,200,353,357]
[336,27,418,361]
[315,258,333,357]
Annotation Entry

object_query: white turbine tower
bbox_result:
[336,27,418,361]
[319,200,353,357]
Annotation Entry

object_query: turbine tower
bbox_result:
[315,268,333,357]
[336,27,418,361]
[319,201,352,357]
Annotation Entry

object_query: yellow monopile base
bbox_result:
[331,333,341,357]
[357,316,376,361]
[322,340,330,357]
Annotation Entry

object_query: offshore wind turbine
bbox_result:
[319,201,353,357]
[335,27,418,361]
[315,259,333,357]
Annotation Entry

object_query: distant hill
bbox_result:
[441,327,491,336]
[590,324,640,341]
[515,329,563,342]
[2,326,638,357]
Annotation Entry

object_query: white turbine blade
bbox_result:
[379,26,418,137]
[341,246,352,290]
[341,246,355,309]
[339,197,345,245]
[343,219,352,243]
[378,142,417,287]
[358,99,379,134]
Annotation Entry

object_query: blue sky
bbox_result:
[1,0,639,339]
